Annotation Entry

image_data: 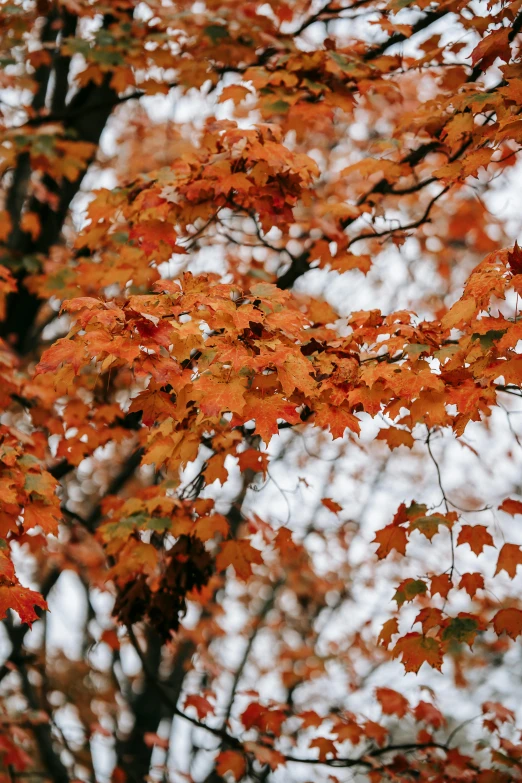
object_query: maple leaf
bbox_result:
[321,497,342,514]
[196,375,249,418]
[441,614,484,648]
[392,633,443,674]
[273,527,301,560]
[430,573,452,599]
[129,390,178,426]
[493,608,522,641]
[129,220,179,256]
[459,572,484,598]
[242,393,300,444]
[456,525,495,555]
[312,403,361,439]
[0,584,47,626]
[363,720,388,747]
[36,337,84,374]
[241,703,287,735]
[24,471,59,501]
[507,243,522,276]
[409,512,456,541]
[298,711,323,730]
[243,742,285,771]
[215,539,263,580]
[238,449,269,476]
[375,688,409,718]
[23,503,61,535]
[309,737,337,762]
[441,297,477,330]
[372,524,407,559]
[376,428,414,450]
[193,513,229,541]
[498,498,522,516]
[184,694,214,719]
[219,84,252,104]
[470,27,511,70]
[215,750,246,781]
[495,543,522,578]
[414,701,446,729]
[378,617,399,648]
[414,607,445,635]
[393,578,427,607]
[482,701,515,725]
[332,717,363,745]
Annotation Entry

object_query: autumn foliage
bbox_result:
[1,0,522,781]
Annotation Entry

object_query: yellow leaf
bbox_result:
[441,297,477,329]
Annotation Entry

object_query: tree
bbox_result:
[0,0,522,780]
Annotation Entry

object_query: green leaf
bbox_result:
[204,25,229,44]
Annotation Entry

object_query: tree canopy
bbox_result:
[1,0,522,781]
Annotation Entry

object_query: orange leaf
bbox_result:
[309,737,337,762]
[394,578,427,607]
[495,543,522,579]
[372,524,407,559]
[470,27,511,69]
[243,393,300,444]
[459,572,484,598]
[392,633,443,674]
[375,687,409,717]
[321,498,342,514]
[441,297,477,329]
[493,608,522,641]
[499,498,522,516]
[243,742,285,770]
[238,449,269,476]
[430,574,452,599]
[184,694,214,719]
[378,617,399,649]
[313,403,361,439]
[0,583,47,626]
[215,750,246,781]
[456,525,494,555]
[215,539,263,580]
[414,701,446,729]
[376,428,414,450]
[20,211,40,241]
[193,513,229,541]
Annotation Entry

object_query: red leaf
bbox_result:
[392,633,443,674]
[499,497,522,516]
[470,27,511,69]
[375,687,409,717]
[507,243,522,276]
[495,543,522,579]
[184,694,214,720]
[321,497,342,514]
[378,617,399,649]
[309,737,338,761]
[430,573,452,599]
[456,525,494,555]
[372,524,407,559]
[215,750,246,781]
[459,572,484,598]
[0,583,47,627]
[414,701,446,729]
[493,608,522,641]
